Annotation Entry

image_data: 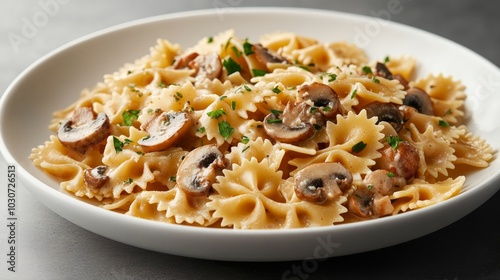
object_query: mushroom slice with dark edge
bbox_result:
[188,53,222,80]
[294,162,353,204]
[173,52,199,69]
[84,165,109,189]
[263,102,314,143]
[57,107,111,153]
[252,43,288,65]
[375,62,393,80]
[348,169,405,218]
[138,111,193,153]
[298,83,342,119]
[377,141,420,181]
[403,87,434,115]
[364,102,405,132]
[176,145,225,197]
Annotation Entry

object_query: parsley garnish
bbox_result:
[252,69,268,77]
[197,127,206,133]
[242,146,250,152]
[367,184,373,190]
[207,36,214,43]
[241,135,250,144]
[223,57,242,75]
[327,73,337,82]
[158,81,167,88]
[113,137,132,153]
[362,66,373,75]
[386,136,401,150]
[207,108,226,119]
[438,119,450,127]
[231,101,236,110]
[169,176,177,182]
[272,85,281,94]
[218,120,234,140]
[350,89,357,99]
[351,141,367,153]
[270,109,283,115]
[124,178,133,185]
[384,56,390,63]
[266,118,283,124]
[387,172,395,177]
[231,46,243,57]
[122,110,140,126]
[243,39,254,56]
[243,85,252,92]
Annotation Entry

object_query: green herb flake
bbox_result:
[350,89,357,99]
[367,184,374,190]
[252,69,268,77]
[218,120,234,140]
[113,136,125,153]
[272,85,281,94]
[243,39,254,56]
[328,73,337,82]
[386,135,401,150]
[124,178,133,185]
[169,176,177,182]
[270,109,283,115]
[351,141,367,153]
[231,101,236,110]
[309,106,318,114]
[231,46,243,57]
[223,57,242,75]
[197,126,206,133]
[243,85,252,92]
[387,172,395,178]
[158,81,167,88]
[122,109,140,126]
[266,118,283,124]
[241,135,250,144]
[220,95,227,100]
[207,36,214,43]
[384,56,390,63]
[242,146,250,153]
[207,108,226,119]
[298,65,311,72]
[373,77,380,84]
[438,119,450,127]
[362,66,373,75]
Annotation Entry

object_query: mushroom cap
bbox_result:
[57,107,110,154]
[377,141,420,181]
[84,165,109,189]
[403,87,434,115]
[138,111,193,153]
[176,145,225,197]
[375,62,393,80]
[298,83,341,119]
[294,162,353,204]
[263,113,314,143]
[173,52,199,69]
[189,53,222,80]
[364,102,404,132]
[252,43,288,65]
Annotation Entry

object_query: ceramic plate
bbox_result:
[1,8,499,261]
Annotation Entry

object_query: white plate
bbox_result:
[1,8,499,261]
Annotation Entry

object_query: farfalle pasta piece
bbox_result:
[391,176,464,213]
[289,110,384,175]
[451,126,493,167]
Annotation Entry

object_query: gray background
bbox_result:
[1,0,499,279]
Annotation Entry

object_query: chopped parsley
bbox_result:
[350,89,357,99]
[222,57,242,75]
[327,73,337,82]
[174,92,183,101]
[124,178,133,185]
[243,39,254,56]
[384,56,390,63]
[386,135,401,150]
[272,85,281,94]
[252,69,268,77]
[351,141,367,153]
[362,66,373,75]
[218,120,234,140]
[241,135,250,144]
[197,126,206,133]
[231,101,236,110]
[122,109,140,126]
[270,109,283,115]
[169,176,177,182]
[387,172,395,178]
[207,36,214,43]
[113,136,132,154]
[158,81,167,88]
[242,146,250,152]
[438,119,450,127]
[266,118,283,124]
[207,108,226,119]
[367,184,373,190]
[231,46,243,57]
[243,85,252,92]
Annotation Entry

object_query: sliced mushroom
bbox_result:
[138,110,193,153]
[252,43,288,65]
[263,102,315,143]
[393,74,409,90]
[176,145,225,196]
[347,170,404,218]
[84,165,109,189]
[188,53,222,80]
[364,102,405,132]
[403,87,434,115]
[298,83,342,119]
[375,62,393,80]
[377,141,420,181]
[294,162,353,204]
[173,52,199,69]
[57,107,110,153]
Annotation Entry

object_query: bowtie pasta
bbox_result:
[31,30,493,229]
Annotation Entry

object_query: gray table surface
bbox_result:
[1,0,499,279]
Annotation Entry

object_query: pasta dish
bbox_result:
[30,30,493,229]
